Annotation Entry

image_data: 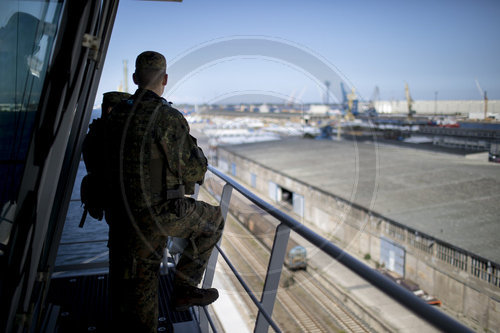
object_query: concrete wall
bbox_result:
[218,148,500,332]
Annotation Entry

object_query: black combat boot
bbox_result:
[172,285,219,311]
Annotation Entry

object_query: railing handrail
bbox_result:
[207,165,473,333]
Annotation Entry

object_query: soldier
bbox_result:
[106,51,224,332]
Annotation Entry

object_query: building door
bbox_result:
[380,237,405,277]
[293,193,304,217]
[231,162,236,176]
[268,181,278,202]
[250,173,257,188]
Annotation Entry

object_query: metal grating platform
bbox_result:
[45,271,195,332]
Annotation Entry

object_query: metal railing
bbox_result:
[200,165,474,333]
[54,164,473,332]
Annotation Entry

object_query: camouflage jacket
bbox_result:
[107,89,207,211]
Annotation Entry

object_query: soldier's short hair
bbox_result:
[134,51,166,87]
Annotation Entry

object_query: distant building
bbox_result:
[308,104,330,115]
[374,100,500,117]
[259,103,270,113]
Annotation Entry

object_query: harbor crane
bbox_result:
[340,82,358,120]
[345,87,357,120]
[405,82,416,120]
[123,59,129,93]
[117,60,129,93]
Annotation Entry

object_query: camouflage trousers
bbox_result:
[107,197,224,332]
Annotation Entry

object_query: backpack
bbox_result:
[79,118,109,226]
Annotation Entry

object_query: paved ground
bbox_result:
[211,268,253,333]
[294,230,440,332]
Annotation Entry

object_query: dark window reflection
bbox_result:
[0,2,63,210]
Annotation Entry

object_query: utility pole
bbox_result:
[484,91,488,120]
[475,79,488,120]
[434,91,438,114]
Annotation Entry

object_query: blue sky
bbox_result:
[97,0,500,104]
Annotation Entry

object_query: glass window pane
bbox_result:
[0,1,63,208]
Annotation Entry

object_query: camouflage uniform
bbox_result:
[106,52,224,332]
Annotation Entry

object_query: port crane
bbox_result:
[405,82,416,120]
[340,82,358,120]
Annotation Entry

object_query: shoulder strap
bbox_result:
[151,104,184,188]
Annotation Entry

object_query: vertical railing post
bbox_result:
[192,182,201,200]
[254,223,290,333]
[199,182,233,332]
[202,183,233,288]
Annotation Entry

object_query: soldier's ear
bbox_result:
[132,73,138,85]
[162,74,168,86]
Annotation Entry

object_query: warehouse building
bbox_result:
[217,138,500,331]
[373,99,500,117]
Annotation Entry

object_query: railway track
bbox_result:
[200,185,375,332]
[294,270,372,333]
[222,208,371,332]
[223,222,327,332]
